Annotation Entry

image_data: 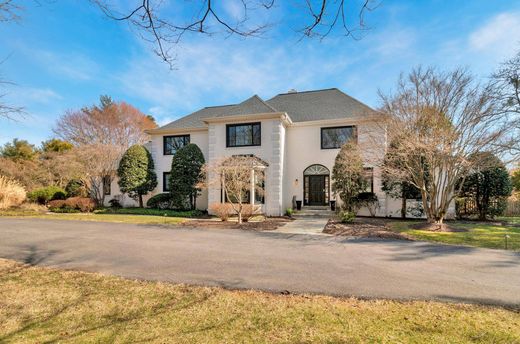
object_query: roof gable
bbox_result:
[206,95,277,118]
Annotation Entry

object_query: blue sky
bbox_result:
[1,0,520,146]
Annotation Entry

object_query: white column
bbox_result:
[250,169,255,205]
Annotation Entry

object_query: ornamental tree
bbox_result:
[205,155,265,224]
[169,143,205,210]
[332,140,367,212]
[381,67,519,224]
[117,145,157,207]
[458,152,512,220]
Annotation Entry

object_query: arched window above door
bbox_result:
[303,164,330,176]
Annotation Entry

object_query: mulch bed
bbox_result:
[184,217,293,231]
[323,218,414,240]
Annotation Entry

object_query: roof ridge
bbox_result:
[204,104,236,109]
[273,88,339,97]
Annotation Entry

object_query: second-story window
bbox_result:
[321,126,356,149]
[226,122,261,147]
[164,135,190,155]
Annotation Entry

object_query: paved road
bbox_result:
[0,218,519,307]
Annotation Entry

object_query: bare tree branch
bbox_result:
[0,0,22,22]
[0,60,25,120]
[91,0,378,68]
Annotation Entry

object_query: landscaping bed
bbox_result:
[324,217,413,240]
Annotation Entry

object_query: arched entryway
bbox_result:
[303,164,330,206]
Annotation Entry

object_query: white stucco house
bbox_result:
[106,88,444,218]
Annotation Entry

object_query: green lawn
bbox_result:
[0,258,518,343]
[389,218,520,250]
[0,207,187,226]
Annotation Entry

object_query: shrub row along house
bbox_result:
[106,88,453,218]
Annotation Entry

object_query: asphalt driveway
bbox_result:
[0,218,519,307]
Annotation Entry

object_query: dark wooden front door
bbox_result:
[308,175,326,205]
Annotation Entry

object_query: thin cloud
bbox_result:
[469,11,520,59]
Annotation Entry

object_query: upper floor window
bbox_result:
[226,122,261,147]
[164,135,190,155]
[321,126,356,149]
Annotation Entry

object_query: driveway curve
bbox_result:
[0,218,519,307]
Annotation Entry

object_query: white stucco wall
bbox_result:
[206,118,286,216]
[283,118,387,215]
[147,130,209,210]
[102,176,151,208]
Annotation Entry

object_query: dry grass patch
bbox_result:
[0,259,519,343]
[0,176,25,209]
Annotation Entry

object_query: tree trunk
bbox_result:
[237,212,242,224]
[138,194,143,208]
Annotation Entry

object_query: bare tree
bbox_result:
[91,0,379,67]
[54,96,157,204]
[54,95,156,147]
[75,144,122,205]
[205,155,265,223]
[331,140,366,212]
[493,50,520,117]
[380,67,519,225]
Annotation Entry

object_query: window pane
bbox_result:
[164,135,190,155]
[226,123,261,147]
[252,124,261,145]
[363,168,374,193]
[321,126,354,149]
[163,172,171,192]
[103,176,111,195]
[254,170,265,204]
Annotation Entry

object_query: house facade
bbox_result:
[107,88,449,218]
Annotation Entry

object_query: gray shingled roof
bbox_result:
[154,88,376,131]
[267,88,375,122]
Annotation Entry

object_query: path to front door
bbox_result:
[276,207,332,235]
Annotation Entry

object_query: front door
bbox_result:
[308,175,326,205]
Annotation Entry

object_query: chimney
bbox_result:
[287,89,297,94]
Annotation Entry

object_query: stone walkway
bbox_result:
[276,207,332,235]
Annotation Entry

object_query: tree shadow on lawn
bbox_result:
[433,294,520,310]
[0,267,226,343]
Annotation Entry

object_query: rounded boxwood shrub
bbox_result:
[27,186,67,205]
[146,193,172,209]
